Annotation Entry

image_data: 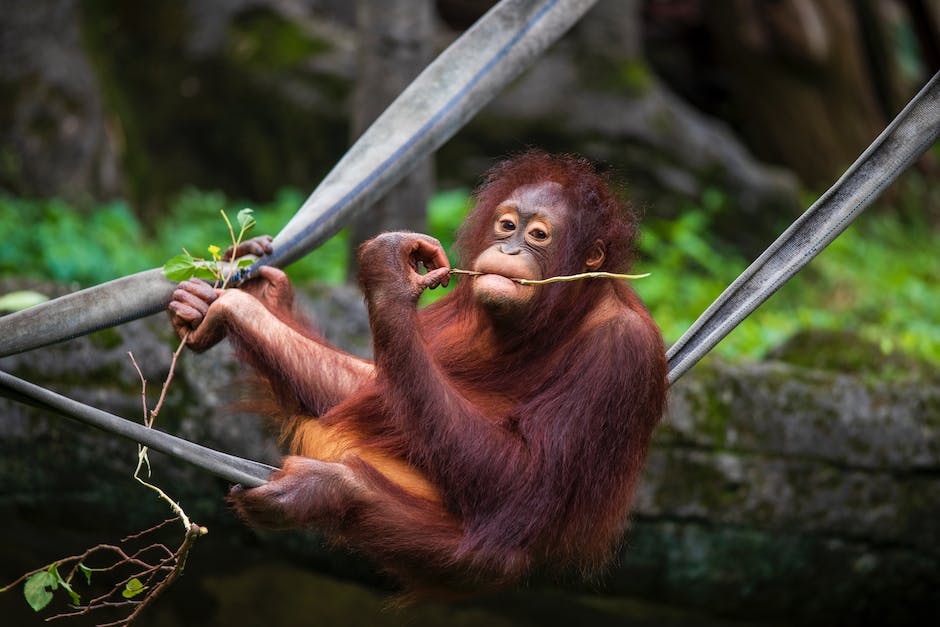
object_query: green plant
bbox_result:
[0,197,155,285]
[162,208,257,284]
[636,192,940,366]
[3,184,937,367]
[0,190,351,287]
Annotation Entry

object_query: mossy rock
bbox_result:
[768,329,932,379]
[610,520,940,625]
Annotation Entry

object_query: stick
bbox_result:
[449,268,650,284]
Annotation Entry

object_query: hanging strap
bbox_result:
[667,70,940,384]
[0,0,597,358]
[0,369,274,486]
[259,0,598,272]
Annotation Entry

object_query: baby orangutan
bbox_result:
[168,151,668,594]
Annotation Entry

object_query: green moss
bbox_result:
[768,329,933,380]
[683,364,732,445]
[578,54,654,96]
[227,9,330,72]
[651,107,676,134]
[79,0,188,213]
[0,142,21,188]
[89,327,124,350]
[616,59,654,95]
[619,520,940,622]
[78,2,349,215]
[648,450,744,512]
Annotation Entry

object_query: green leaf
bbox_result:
[23,571,56,612]
[49,565,80,606]
[236,208,256,233]
[0,290,49,312]
[122,578,147,599]
[190,264,222,281]
[58,579,80,605]
[78,563,93,586]
[163,253,198,281]
[163,254,221,283]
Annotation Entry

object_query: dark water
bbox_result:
[2,553,763,627]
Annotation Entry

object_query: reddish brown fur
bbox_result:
[219,151,668,594]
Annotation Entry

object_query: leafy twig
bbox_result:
[0,333,207,625]
[128,333,194,530]
[162,208,256,286]
[3,207,257,624]
[0,518,203,625]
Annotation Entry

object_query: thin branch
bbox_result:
[102,524,205,627]
[1,543,148,594]
[128,333,194,530]
[449,268,650,284]
[151,331,190,424]
[49,600,139,621]
[120,518,178,543]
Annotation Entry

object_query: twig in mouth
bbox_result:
[448,268,650,285]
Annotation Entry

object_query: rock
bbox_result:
[622,359,940,624]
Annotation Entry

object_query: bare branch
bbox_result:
[449,268,650,284]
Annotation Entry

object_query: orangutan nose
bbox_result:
[498,243,522,255]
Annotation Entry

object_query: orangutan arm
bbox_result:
[169,271,374,415]
[357,233,526,497]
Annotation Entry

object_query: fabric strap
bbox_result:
[0,0,597,358]
[667,71,939,384]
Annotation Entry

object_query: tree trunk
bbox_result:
[0,0,122,199]
[347,0,434,280]
[701,0,891,188]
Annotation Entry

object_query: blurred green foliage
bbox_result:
[634,184,940,366]
[156,187,349,284]
[1,183,937,365]
[426,188,472,257]
[0,188,348,286]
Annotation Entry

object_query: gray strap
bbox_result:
[667,71,940,384]
[0,268,175,357]
[262,0,599,271]
[0,0,597,358]
[0,369,275,487]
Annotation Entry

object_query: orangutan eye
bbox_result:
[530,228,548,241]
[499,219,516,231]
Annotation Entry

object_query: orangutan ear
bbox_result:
[584,240,606,271]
